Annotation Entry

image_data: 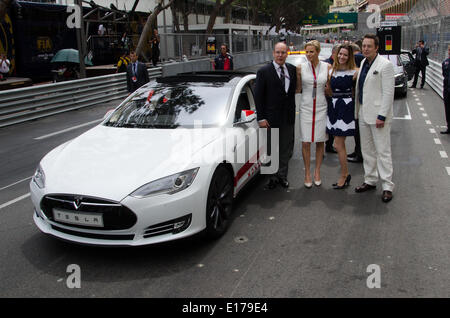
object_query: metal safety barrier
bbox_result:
[0,67,162,128]
[425,59,444,99]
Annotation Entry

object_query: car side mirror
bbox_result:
[234,110,256,125]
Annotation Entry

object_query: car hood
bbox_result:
[41,125,222,201]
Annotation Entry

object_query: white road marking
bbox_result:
[0,193,31,210]
[434,138,442,145]
[422,113,428,117]
[34,119,103,140]
[0,176,33,192]
[419,107,424,111]
[394,101,412,120]
[446,167,450,176]
[430,128,436,134]
[417,102,422,106]
[415,98,420,102]
[440,151,448,159]
[425,120,432,125]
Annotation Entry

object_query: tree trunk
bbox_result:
[205,0,234,35]
[171,2,181,32]
[251,0,259,25]
[135,0,174,58]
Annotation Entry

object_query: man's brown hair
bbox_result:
[363,34,379,48]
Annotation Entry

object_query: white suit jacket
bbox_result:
[355,55,395,124]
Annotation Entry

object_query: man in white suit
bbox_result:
[354,34,395,203]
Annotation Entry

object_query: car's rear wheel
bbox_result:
[205,166,234,239]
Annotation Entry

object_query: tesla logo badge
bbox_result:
[73,197,83,210]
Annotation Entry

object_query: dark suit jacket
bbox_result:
[412,47,429,67]
[254,61,297,128]
[127,61,150,93]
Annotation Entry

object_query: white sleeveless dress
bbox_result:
[299,61,329,142]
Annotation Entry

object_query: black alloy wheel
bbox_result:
[205,166,234,239]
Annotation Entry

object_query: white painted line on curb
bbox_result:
[0,193,31,210]
[434,138,442,145]
[0,176,33,192]
[34,119,103,140]
[440,151,448,159]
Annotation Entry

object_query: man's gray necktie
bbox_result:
[280,65,285,91]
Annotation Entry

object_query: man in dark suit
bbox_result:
[127,50,150,93]
[411,40,429,89]
[441,44,450,134]
[255,42,297,189]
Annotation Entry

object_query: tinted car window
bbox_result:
[104,82,233,128]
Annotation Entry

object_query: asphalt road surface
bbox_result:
[0,64,449,298]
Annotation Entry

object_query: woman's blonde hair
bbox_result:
[304,40,321,53]
[331,44,356,75]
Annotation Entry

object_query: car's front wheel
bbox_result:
[204,166,234,239]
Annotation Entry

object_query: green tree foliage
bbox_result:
[237,0,331,33]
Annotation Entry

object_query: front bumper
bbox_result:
[30,174,209,246]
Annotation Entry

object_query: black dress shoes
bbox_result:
[265,179,278,190]
[382,191,393,203]
[440,129,450,134]
[355,183,376,193]
[347,155,363,163]
[278,178,289,188]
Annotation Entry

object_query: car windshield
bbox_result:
[104,82,232,128]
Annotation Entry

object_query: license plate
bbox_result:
[53,208,104,228]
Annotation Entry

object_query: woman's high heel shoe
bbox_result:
[332,175,351,189]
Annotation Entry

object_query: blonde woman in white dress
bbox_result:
[296,40,332,188]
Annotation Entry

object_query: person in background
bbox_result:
[150,29,160,67]
[98,24,106,36]
[347,42,364,163]
[0,53,10,81]
[411,40,429,89]
[116,50,130,73]
[121,32,130,50]
[126,50,149,94]
[441,44,450,134]
[214,44,234,70]
[352,42,364,68]
[289,42,295,51]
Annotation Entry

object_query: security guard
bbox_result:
[442,44,450,134]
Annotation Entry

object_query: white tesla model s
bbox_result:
[31,71,267,246]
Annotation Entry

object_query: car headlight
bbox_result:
[130,168,199,198]
[32,164,46,189]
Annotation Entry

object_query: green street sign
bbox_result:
[301,12,358,25]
